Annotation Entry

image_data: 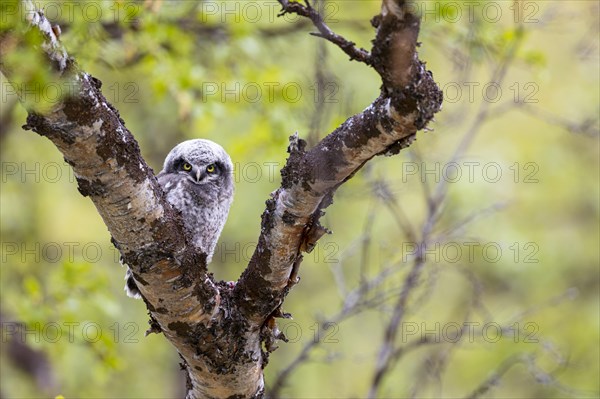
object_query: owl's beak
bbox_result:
[195,167,202,182]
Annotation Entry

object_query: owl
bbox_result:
[124,139,234,299]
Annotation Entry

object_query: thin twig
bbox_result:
[277,0,372,65]
[433,202,509,243]
[307,0,332,147]
[518,103,600,137]
[370,177,418,244]
[466,354,531,399]
[465,353,590,399]
[268,333,321,396]
[269,254,411,397]
[366,27,527,397]
[359,201,377,287]
[368,222,433,397]
[431,25,526,210]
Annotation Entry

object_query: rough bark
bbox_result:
[0,1,442,397]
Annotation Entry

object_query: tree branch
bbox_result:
[277,0,372,65]
[1,2,258,397]
[236,0,442,325]
[1,0,442,397]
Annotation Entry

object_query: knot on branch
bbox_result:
[373,59,442,138]
[281,132,309,190]
[145,313,163,336]
[299,215,330,253]
[412,67,444,130]
[261,308,292,356]
[388,61,443,130]
[287,131,307,154]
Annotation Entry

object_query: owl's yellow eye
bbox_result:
[206,164,215,173]
[182,163,192,171]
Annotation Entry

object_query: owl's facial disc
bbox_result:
[161,139,233,196]
[177,160,221,185]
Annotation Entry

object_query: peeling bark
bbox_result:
[1,0,442,397]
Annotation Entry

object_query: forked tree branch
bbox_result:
[1,0,442,397]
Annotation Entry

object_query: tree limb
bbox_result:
[1,2,255,397]
[235,0,442,326]
[1,0,442,397]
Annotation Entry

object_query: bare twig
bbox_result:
[433,202,509,244]
[518,103,600,137]
[277,0,372,65]
[307,0,333,148]
[368,239,430,397]
[505,287,579,326]
[465,353,590,399]
[359,201,377,287]
[368,134,449,397]
[466,354,530,398]
[432,25,525,211]
[367,24,528,397]
[370,177,418,244]
[270,249,415,397]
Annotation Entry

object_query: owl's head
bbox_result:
[161,139,234,199]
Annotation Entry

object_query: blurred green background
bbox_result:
[1,1,598,398]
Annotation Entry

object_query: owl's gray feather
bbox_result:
[124,139,234,299]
